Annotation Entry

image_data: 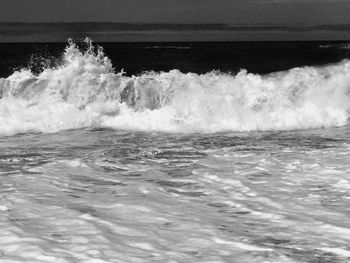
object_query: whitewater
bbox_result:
[1,40,350,263]
[1,39,350,135]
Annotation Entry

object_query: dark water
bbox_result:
[1,41,350,78]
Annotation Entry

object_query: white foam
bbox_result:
[213,238,273,251]
[0,205,9,211]
[1,38,350,135]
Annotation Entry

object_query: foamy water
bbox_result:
[1,40,350,263]
[1,39,350,135]
[1,128,350,262]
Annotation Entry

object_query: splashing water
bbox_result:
[0,39,349,135]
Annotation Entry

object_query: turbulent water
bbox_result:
[1,40,350,263]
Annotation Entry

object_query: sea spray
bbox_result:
[0,39,350,135]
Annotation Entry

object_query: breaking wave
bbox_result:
[1,38,350,136]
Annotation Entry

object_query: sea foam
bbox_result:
[0,39,350,135]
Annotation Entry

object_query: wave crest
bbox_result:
[1,39,350,135]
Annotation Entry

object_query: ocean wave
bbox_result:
[0,38,350,136]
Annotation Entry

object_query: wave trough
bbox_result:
[1,39,350,135]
